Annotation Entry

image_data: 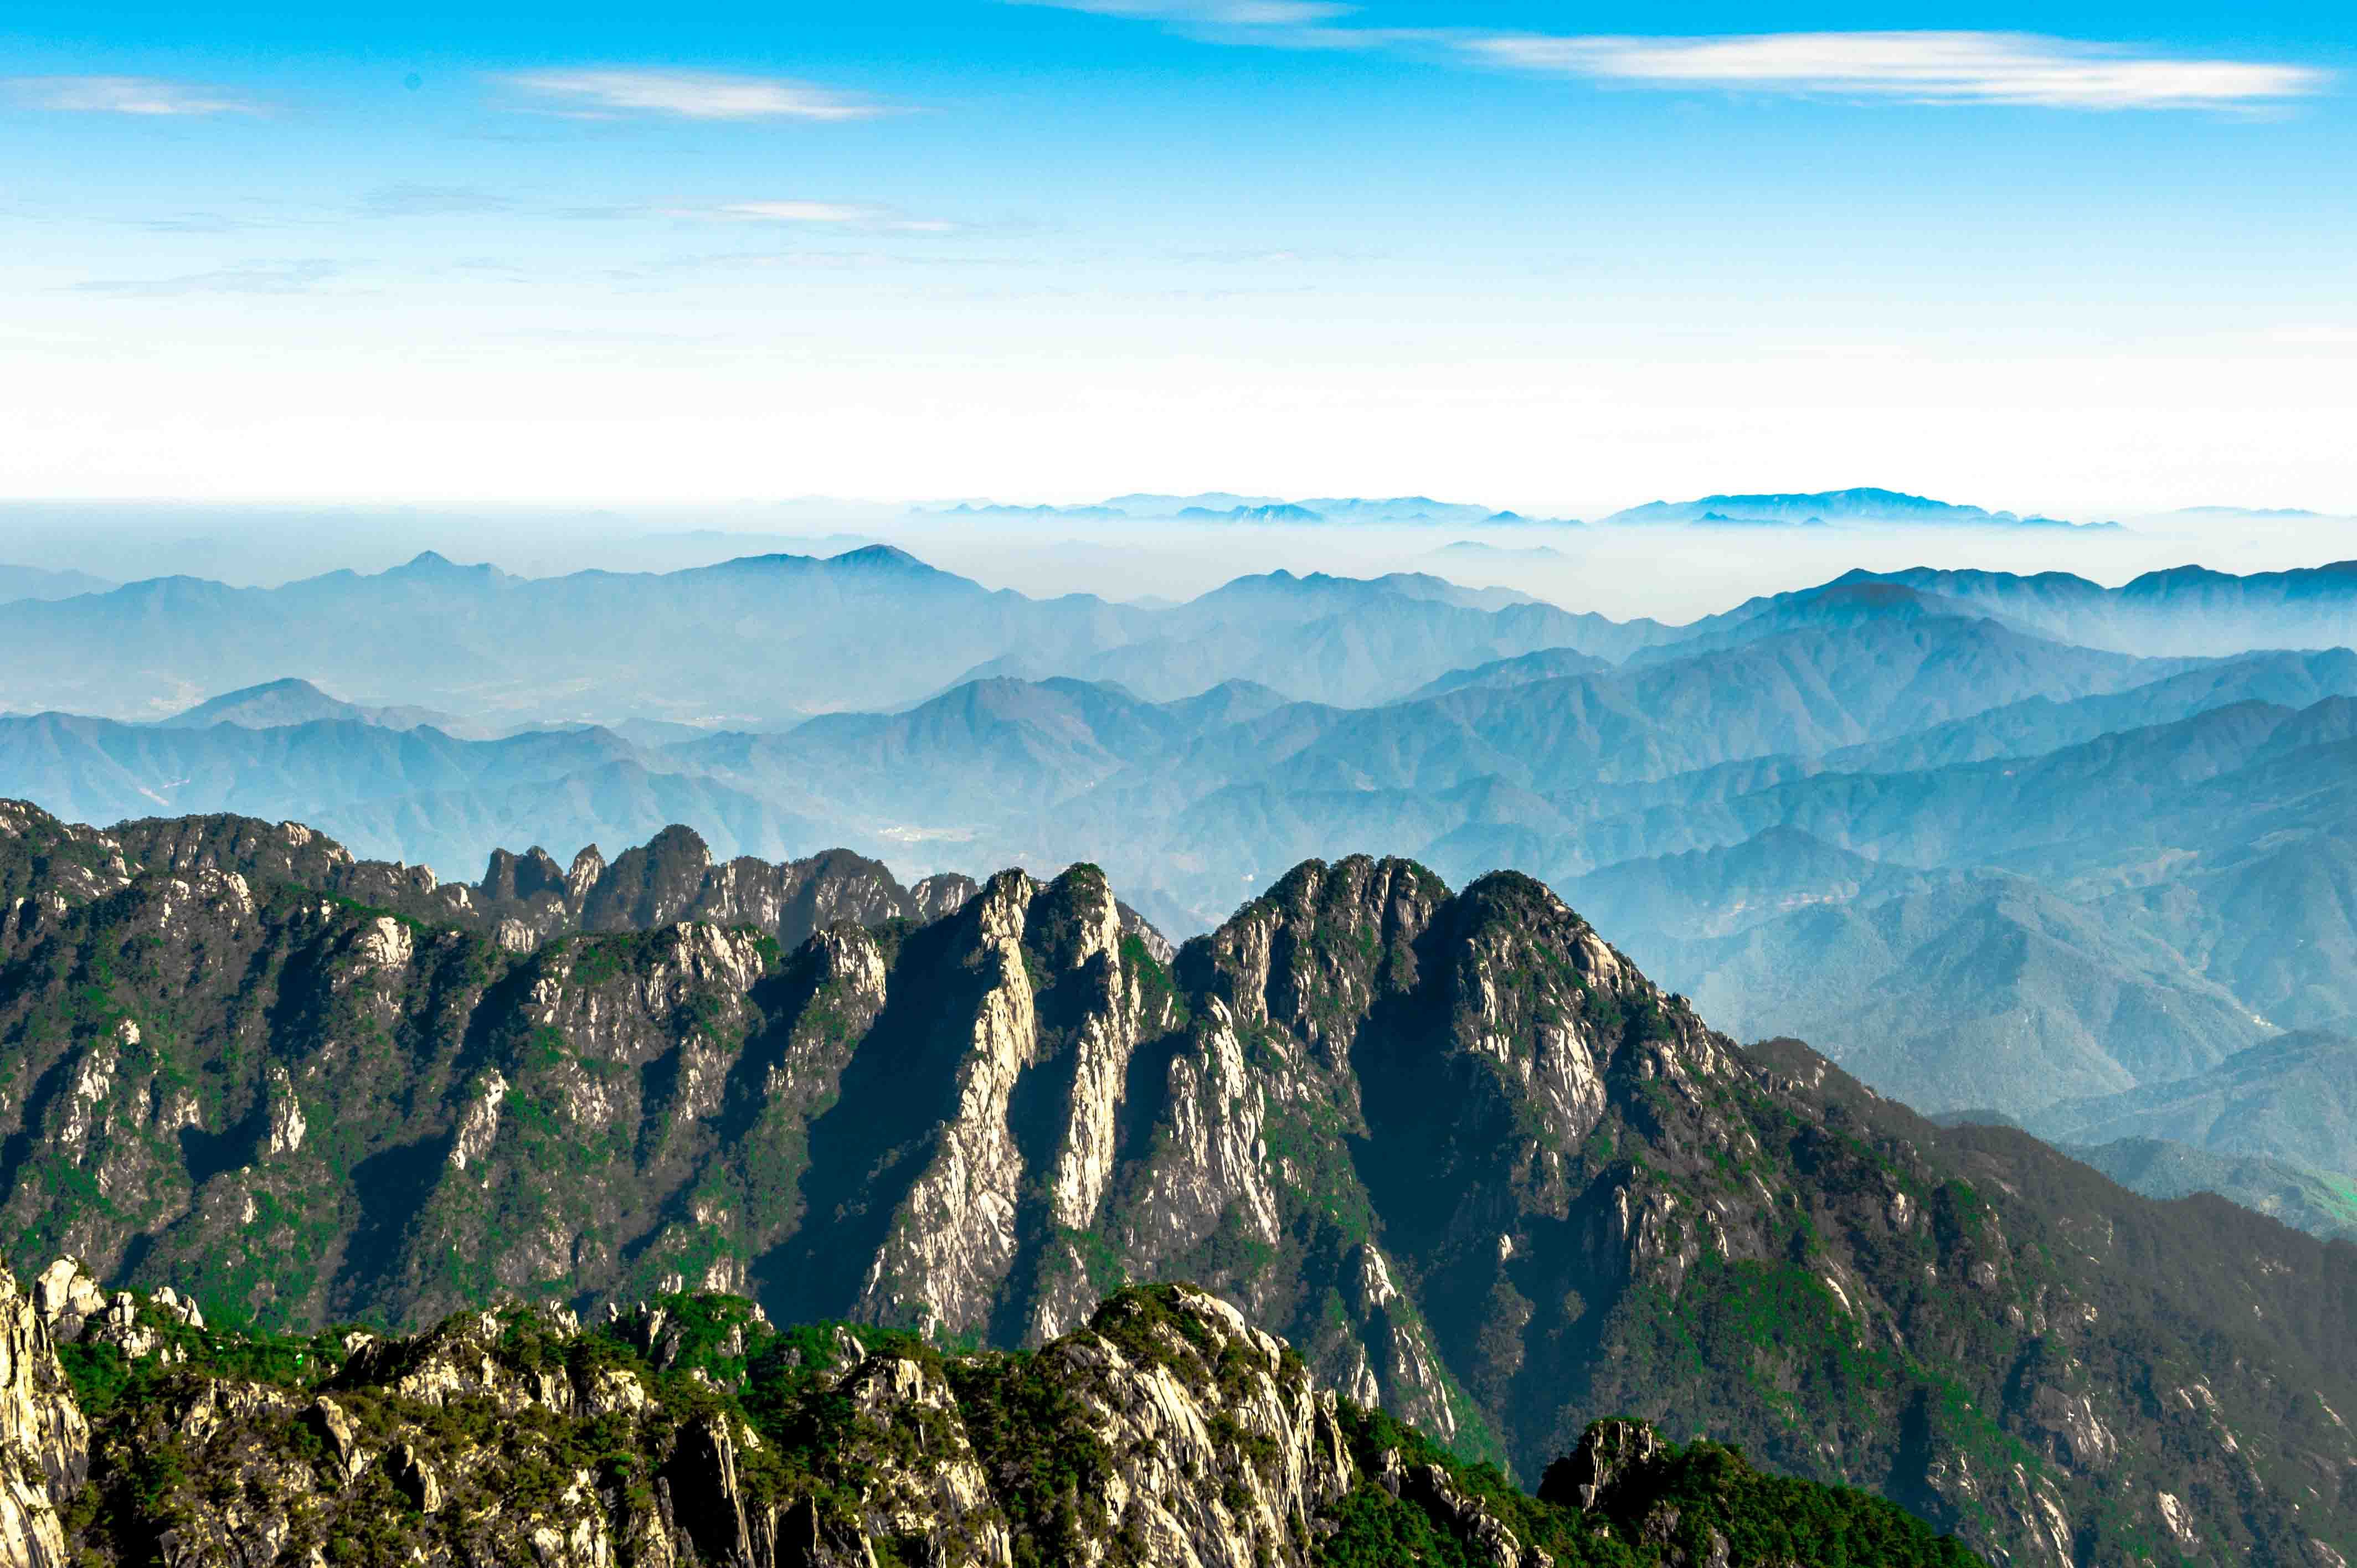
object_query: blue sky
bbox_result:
[3,2,2351,515]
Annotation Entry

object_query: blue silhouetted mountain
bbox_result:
[0,563,115,602]
[158,676,466,735]
[1603,486,2110,529]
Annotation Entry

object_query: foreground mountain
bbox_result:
[1,1272,1977,1568]
[3,802,2353,1565]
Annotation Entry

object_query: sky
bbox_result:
[3,1,2353,518]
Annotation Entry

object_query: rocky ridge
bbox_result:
[0,802,2352,1566]
[75,810,985,957]
[0,1262,1976,1568]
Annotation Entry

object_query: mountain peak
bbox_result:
[1601,487,2107,529]
[381,549,508,585]
[159,677,353,730]
[826,543,939,574]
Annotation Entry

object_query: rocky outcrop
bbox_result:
[0,1268,86,1568]
[32,1275,1973,1568]
[69,808,985,961]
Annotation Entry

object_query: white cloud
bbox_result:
[701,201,958,233]
[70,260,343,297]
[503,68,884,121]
[1457,31,2326,110]
[1016,1,1354,23]
[1011,7,2325,111]
[4,75,261,116]
[719,200,882,223]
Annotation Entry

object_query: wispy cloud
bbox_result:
[698,200,958,233]
[1460,31,2327,110]
[1013,8,2325,112]
[3,75,262,116]
[502,68,885,121]
[1016,0,1353,21]
[70,260,343,297]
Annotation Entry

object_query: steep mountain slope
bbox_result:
[1,803,2351,1566]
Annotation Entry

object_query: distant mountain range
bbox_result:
[2065,1138,2357,1243]
[14,545,2357,731]
[935,492,1558,525]
[0,549,1683,724]
[0,563,115,602]
[1602,486,2118,530]
[921,484,2137,530]
[3,546,2356,1248]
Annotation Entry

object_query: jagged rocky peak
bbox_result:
[479,842,568,904]
[1,809,2351,1567]
[4,1267,1979,1568]
[0,799,991,959]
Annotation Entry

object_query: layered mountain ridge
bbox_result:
[6,553,2356,1254]
[3,802,2353,1566]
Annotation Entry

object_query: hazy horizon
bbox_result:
[4,494,2354,626]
